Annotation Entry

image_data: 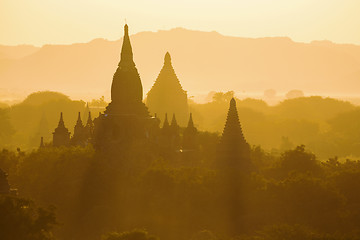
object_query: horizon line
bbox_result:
[1,27,360,48]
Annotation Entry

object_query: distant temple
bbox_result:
[182,113,198,151]
[146,52,189,125]
[92,24,157,151]
[217,98,251,169]
[53,112,71,147]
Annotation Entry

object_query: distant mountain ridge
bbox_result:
[1,28,360,100]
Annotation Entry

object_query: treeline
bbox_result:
[1,91,359,158]
[1,142,360,240]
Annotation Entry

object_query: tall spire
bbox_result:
[163,113,170,129]
[171,113,178,128]
[221,98,246,143]
[182,113,198,151]
[86,112,92,126]
[164,52,171,66]
[76,112,83,126]
[58,112,65,128]
[53,112,70,147]
[119,24,135,68]
[187,113,194,129]
[218,98,251,169]
[106,24,147,116]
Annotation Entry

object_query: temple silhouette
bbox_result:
[50,24,250,167]
[146,52,189,125]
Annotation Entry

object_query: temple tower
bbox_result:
[170,114,181,149]
[71,112,86,146]
[105,24,148,117]
[146,52,188,125]
[84,112,94,140]
[217,98,251,169]
[93,24,154,150]
[53,112,70,147]
[182,113,199,151]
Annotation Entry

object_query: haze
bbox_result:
[4,2,360,240]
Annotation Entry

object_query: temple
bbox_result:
[53,112,71,147]
[105,24,148,117]
[71,112,86,146]
[92,24,155,150]
[217,98,251,169]
[182,113,198,151]
[146,52,189,125]
[46,24,251,170]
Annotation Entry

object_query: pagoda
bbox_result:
[53,112,71,147]
[217,98,251,169]
[93,24,156,150]
[146,52,188,125]
[71,112,86,146]
[182,113,199,151]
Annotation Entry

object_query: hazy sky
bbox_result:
[1,0,360,46]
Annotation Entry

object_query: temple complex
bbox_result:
[47,24,251,170]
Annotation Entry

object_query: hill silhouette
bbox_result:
[1,28,360,100]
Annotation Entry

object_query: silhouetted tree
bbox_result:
[0,195,57,240]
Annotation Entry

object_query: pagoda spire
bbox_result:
[71,112,86,146]
[86,112,92,126]
[58,112,65,128]
[76,112,83,127]
[187,113,194,129]
[170,113,178,128]
[221,98,246,144]
[119,24,135,68]
[163,113,170,129]
[164,52,171,66]
[53,112,70,147]
[106,24,147,116]
[218,98,251,169]
[182,113,198,151]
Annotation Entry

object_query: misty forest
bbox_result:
[2,24,360,240]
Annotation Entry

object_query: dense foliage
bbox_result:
[1,142,360,240]
[1,91,360,159]
[0,195,57,240]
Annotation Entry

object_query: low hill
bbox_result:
[1,28,360,100]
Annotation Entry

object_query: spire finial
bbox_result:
[164,52,171,65]
[124,24,129,35]
[87,111,92,126]
[119,23,134,68]
[187,113,194,128]
[163,113,169,128]
[171,113,178,127]
[76,111,83,125]
[230,97,236,107]
[58,112,65,127]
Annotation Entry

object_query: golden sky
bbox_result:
[1,0,360,46]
